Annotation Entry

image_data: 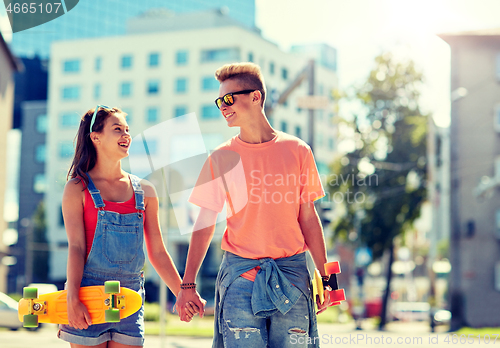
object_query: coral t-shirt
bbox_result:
[81,181,145,259]
[188,131,325,280]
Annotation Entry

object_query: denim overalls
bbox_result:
[58,174,146,346]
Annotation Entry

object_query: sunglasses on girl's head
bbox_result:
[89,104,111,133]
[214,90,256,109]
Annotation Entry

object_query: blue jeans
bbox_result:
[222,276,310,348]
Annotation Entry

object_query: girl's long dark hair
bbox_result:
[67,106,122,188]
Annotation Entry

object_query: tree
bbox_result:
[328,52,428,330]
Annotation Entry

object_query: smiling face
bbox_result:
[91,112,131,160]
[218,79,257,128]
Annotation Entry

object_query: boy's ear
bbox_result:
[253,90,261,104]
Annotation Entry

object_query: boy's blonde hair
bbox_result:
[215,62,266,106]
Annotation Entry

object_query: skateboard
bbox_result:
[18,281,142,328]
[312,261,346,310]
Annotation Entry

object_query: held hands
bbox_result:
[175,288,207,322]
[67,297,92,329]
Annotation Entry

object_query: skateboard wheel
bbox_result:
[104,281,120,294]
[105,308,121,323]
[330,289,346,302]
[325,261,340,274]
[23,314,39,328]
[23,287,38,299]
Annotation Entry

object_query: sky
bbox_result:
[255,0,500,127]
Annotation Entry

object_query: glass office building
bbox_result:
[8,0,255,57]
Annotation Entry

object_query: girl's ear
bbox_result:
[90,133,100,144]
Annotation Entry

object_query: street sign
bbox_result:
[296,95,330,110]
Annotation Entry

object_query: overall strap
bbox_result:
[85,173,105,209]
[129,174,145,211]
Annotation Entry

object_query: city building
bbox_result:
[439,28,500,328]
[9,0,256,58]
[6,101,48,293]
[5,1,254,293]
[0,32,22,293]
[45,10,338,299]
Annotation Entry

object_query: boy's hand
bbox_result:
[316,290,334,315]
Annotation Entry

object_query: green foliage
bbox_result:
[329,52,428,259]
[144,302,161,321]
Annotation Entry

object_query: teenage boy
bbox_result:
[176,62,334,347]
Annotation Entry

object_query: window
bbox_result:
[59,142,74,158]
[94,83,101,99]
[201,105,220,119]
[295,126,301,139]
[95,57,102,72]
[174,106,187,118]
[145,139,157,155]
[317,133,324,146]
[33,173,46,194]
[35,144,46,163]
[201,76,219,91]
[63,59,80,73]
[176,50,189,65]
[176,78,188,93]
[147,107,159,123]
[121,82,132,97]
[281,121,287,133]
[61,86,80,100]
[269,62,275,75]
[329,138,334,150]
[201,48,240,62]
[60,113,80,128]
[147,80,160,95]
[149,53,160,67]
[248,52,254,62]
[36,114,47,133]
[495,104,500,132]
[282,67,288,80]
[121,55,133,69]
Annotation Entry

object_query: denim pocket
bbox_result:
[103,224,139,264]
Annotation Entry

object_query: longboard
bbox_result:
[312,261,346,310]
[18,281,142,328]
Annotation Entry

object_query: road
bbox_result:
[2,322,497,347]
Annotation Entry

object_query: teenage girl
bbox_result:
[58,106,201,347]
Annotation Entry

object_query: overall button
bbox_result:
[276,285,280,288]
[284,299,289,304]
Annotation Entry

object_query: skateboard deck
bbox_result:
[312,261,346,310]
[18,281,142,328]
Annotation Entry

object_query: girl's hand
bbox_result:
[67,297,92,329]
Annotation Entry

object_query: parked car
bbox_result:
[390,301,430,321]
[0,292,23,330]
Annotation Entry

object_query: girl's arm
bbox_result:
[141,180,204,320]
[62,178,92,329]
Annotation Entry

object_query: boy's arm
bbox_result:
[298,200,335,314]
[298,200,328,276]
[175,207,218,321]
